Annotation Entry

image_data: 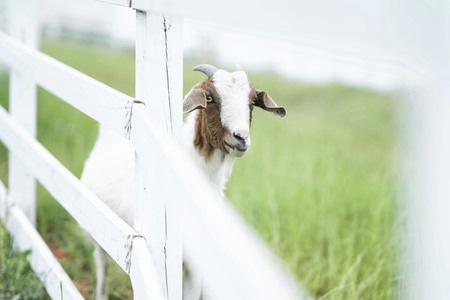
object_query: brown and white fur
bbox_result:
[80,64,285,299]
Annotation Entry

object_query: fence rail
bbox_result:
[0,187,84,300]
[0,32,133,136]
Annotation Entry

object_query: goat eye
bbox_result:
[206,95,214,103]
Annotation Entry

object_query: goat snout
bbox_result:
[224,130,251,157]
[234,129,249,142]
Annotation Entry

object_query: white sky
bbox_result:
[36,0,421,90]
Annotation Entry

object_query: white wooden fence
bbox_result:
[2,0,450,299]
[0,0,306,299]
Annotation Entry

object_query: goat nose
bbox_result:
[233,130,249,142]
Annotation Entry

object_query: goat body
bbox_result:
[81,64,285,299]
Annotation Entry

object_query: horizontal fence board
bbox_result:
[0,32,132,137]
[4,204,84,300]
[0,105,139,273]
[130,105,308,300]
[0,180,83,299]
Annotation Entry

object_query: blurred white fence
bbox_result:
[0,0,305,299]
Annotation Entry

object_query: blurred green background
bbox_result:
[0,39,400,299]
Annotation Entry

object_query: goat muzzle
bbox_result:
[224,130,251,157]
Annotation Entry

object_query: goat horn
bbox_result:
[193,64,218,79]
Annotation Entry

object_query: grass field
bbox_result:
[0,39,400,299]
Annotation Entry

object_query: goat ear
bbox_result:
[183,87,207,113]
[254,90,286,118]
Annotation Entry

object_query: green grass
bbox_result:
[227,85,399,299]
[0,223,47,299]
[0,39,400,299]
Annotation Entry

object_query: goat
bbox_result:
[80,64,286,299]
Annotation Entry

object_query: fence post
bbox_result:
[134,10,183,300]
[0,1,8,34]
[7,0,38,226]
[393,1,450,299]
